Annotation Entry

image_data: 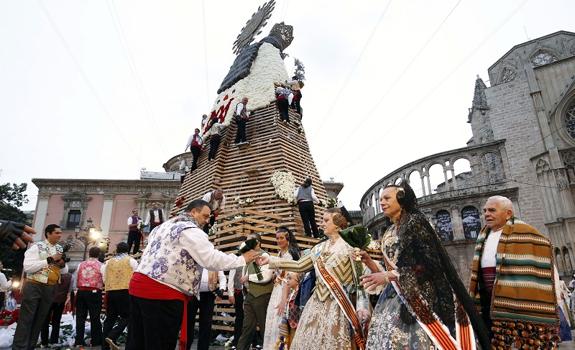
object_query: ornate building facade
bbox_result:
[32,171,180,261]
[360,31,575,281]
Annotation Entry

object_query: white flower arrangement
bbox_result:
[235,196,255,207]
[270,171,296,203]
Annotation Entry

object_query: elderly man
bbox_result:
[469,195,559,349]
[13,224,67,350]
[126,199,259,350]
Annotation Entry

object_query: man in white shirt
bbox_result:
[234,97,250,144]
[185,128,204,171]
[144,203,165,233]
[202,189,226,234]
[186,269,227,350]
[126,199,260,350]
[127,209,142,255]
[208,120,224,161]
[13,224,68,350]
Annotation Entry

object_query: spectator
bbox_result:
[144,202,165,234]
[40,272,72,347]
[227,267,244,349]
[101,242,138,350]
[127,209,142,255]
[74,246,104,348]
[468,195,558,348]
[12,224,67,350]
[235,97,250,144]
[294,178,319,238]
[185,128,203,171]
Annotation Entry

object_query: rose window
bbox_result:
[564,100,575,140]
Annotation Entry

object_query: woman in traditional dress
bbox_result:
[360,181,490,350]
[257,208,370,350]
[262,227,300,350]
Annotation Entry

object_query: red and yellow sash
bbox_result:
[315,258,366,350]
[382,255,476,350]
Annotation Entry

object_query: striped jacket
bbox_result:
[469,219,559,326]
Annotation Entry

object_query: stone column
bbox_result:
[442,166,450,191]
[100,194,115,236]
[420,174,427,196]
[451,206,464,240]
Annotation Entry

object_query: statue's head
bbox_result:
[262,22,294,52]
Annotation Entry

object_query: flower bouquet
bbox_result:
[339,225,372,301]
[237,238,264,280]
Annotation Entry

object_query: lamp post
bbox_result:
[75,218,102,260]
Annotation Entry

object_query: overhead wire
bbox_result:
[201,0,211,107]
[105,0,168,156]
[314,0,394,131]
[320,0,463,167]
[327,0,530,177]
[36,0,144,166]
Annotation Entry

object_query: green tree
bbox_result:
[0,183,29,224]
[0,183,30,278]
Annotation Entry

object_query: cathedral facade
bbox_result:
[360,31,575,281]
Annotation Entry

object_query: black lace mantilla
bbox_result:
[395,212,456,332]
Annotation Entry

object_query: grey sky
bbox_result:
[1,0,574,211]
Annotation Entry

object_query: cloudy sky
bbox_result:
[2,0,574,211]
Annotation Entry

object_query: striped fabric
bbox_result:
[480,267,496,295]
[469,219,559,347]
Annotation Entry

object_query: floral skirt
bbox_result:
[366,285,435,350]
[290,293,355,350]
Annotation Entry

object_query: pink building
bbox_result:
[32,173,180,261]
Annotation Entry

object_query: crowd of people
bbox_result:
[0,171,572,349]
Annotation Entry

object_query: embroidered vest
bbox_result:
[129,215,140,232]
[150,209,164,225]
[296,186,314,202]
[105,256,134,291]
[77,259,104,289]
[136,214,204,296]
[27,241,63,285]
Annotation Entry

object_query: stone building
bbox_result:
[32,171,180,264]
[360,30,575,281]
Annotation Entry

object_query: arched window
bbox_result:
[461,206,481,240]
[564,99,575,140]
[428,164,445,194]
[409,170,424,198]
[531,50,558,67]
[435,210,454,241]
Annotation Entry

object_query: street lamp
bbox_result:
[75,218,102,260]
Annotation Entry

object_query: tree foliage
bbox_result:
[292,58,306,81]
[0,183,29,224]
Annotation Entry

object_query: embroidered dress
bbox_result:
[269,238,367,350]
[263,251,293,350]
[366,226,435,350]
